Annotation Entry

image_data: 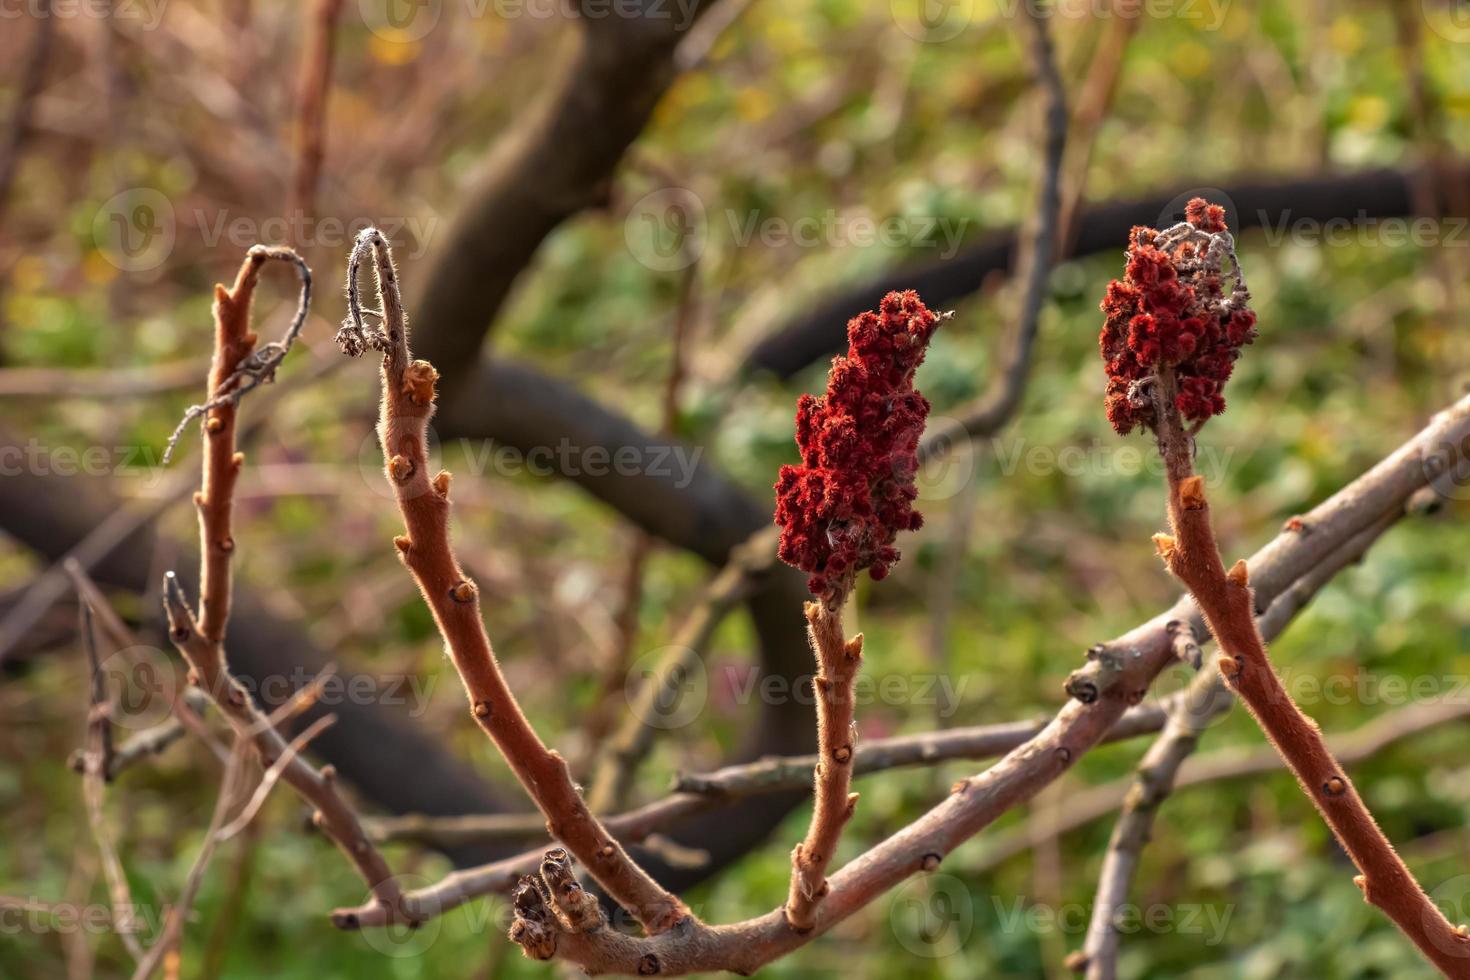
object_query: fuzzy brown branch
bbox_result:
[336,227,688,935]
[1076,509,1402,979]
[160,246,406,927]
[1150,369,1470,975]
[782,601,862,931]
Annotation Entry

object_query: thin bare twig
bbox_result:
[287,0,344,219]
[78,602,144,962]
[918,6,1066,459]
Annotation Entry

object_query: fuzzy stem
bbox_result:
[339,229,689,936]
[785,600,863,931]
[1150,370,1470,977]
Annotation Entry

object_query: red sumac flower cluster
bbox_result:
[1100,198,1257,435]
[774,290,941,605]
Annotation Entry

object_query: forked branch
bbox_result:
[335,228,689,936]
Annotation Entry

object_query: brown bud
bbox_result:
[1323,775,1346,797]
[920,853,942,871]
[388,455,413,483]
[1179,475,1206,511]
[472,700,491,719]
[449,580,478,604]
[205,416,224,434]
[1227,559,1250,588]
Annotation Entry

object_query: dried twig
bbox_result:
[162,246,312,466]
[128,740,255,980]
[336,227,689,935]
[586,540,768,812]
[78,603,144,962]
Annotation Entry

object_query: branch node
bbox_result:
[449,579,478,604]
[920,852,942,871]
[1323,775,1346,797]
[471,700,491,719]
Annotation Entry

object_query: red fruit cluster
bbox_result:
[1099,198,1256,435]
[774,290,941,605]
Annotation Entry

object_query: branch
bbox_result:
[0,0,54,232]
[1151,370,1470,973]
[336,228,688,935]
[287,0,344,219]
[1076,508,1405,979]
[587,542,769,812]
[739,164,1469,381]
[977,696,1470,877]
[918,4,1066,457]
[160,246,407,926]
[784,601,862,931]
[337,393,1470,971]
